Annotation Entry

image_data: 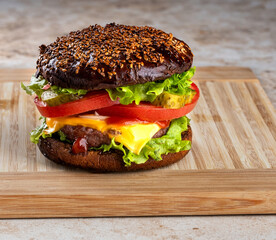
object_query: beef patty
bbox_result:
[59,124,189,149]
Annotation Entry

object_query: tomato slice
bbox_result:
[97,83,200,121]
[34,90,118,118]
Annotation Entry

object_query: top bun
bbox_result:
[36,23,193,90]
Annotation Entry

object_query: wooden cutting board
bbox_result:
[0,67,276,218]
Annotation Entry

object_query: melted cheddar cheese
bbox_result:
[44,115,161,154]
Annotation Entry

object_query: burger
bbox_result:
[21,23,199,172]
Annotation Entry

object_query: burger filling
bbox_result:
[30,115,190,166]
[22,67,196,166]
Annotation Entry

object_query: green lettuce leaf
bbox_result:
[30,117,70,143]
[21,75,48,98]
[21,75,87,98]
[50,85,87,96]
[106,67,196,105]
[58,130,67,142]
[93,116,191,166]
[30,117,51,144]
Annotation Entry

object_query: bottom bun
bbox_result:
[38,126,192,172]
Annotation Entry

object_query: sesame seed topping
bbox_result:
[37,23,192,81]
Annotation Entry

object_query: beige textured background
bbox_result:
[0,0,276,239]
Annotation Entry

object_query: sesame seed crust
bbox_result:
[36,23,193,90]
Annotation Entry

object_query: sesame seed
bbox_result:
[37,23,191,79]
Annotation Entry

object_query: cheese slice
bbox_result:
[44,115,161,154]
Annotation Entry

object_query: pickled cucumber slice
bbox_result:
[41,90,81,106]
[152,91,196,109]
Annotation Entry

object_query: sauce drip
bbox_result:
[72,137,88,154]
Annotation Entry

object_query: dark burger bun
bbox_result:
[38,126,192,172]
[36,23,193,91]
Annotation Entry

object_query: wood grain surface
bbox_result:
[0,67,276,218]
[0,170,275,218]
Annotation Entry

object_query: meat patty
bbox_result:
[60,125,111,148]
[60,124,178,148]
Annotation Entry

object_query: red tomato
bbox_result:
[34,90,118,118]
[97,83,200,121]
[105,116,170,128]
